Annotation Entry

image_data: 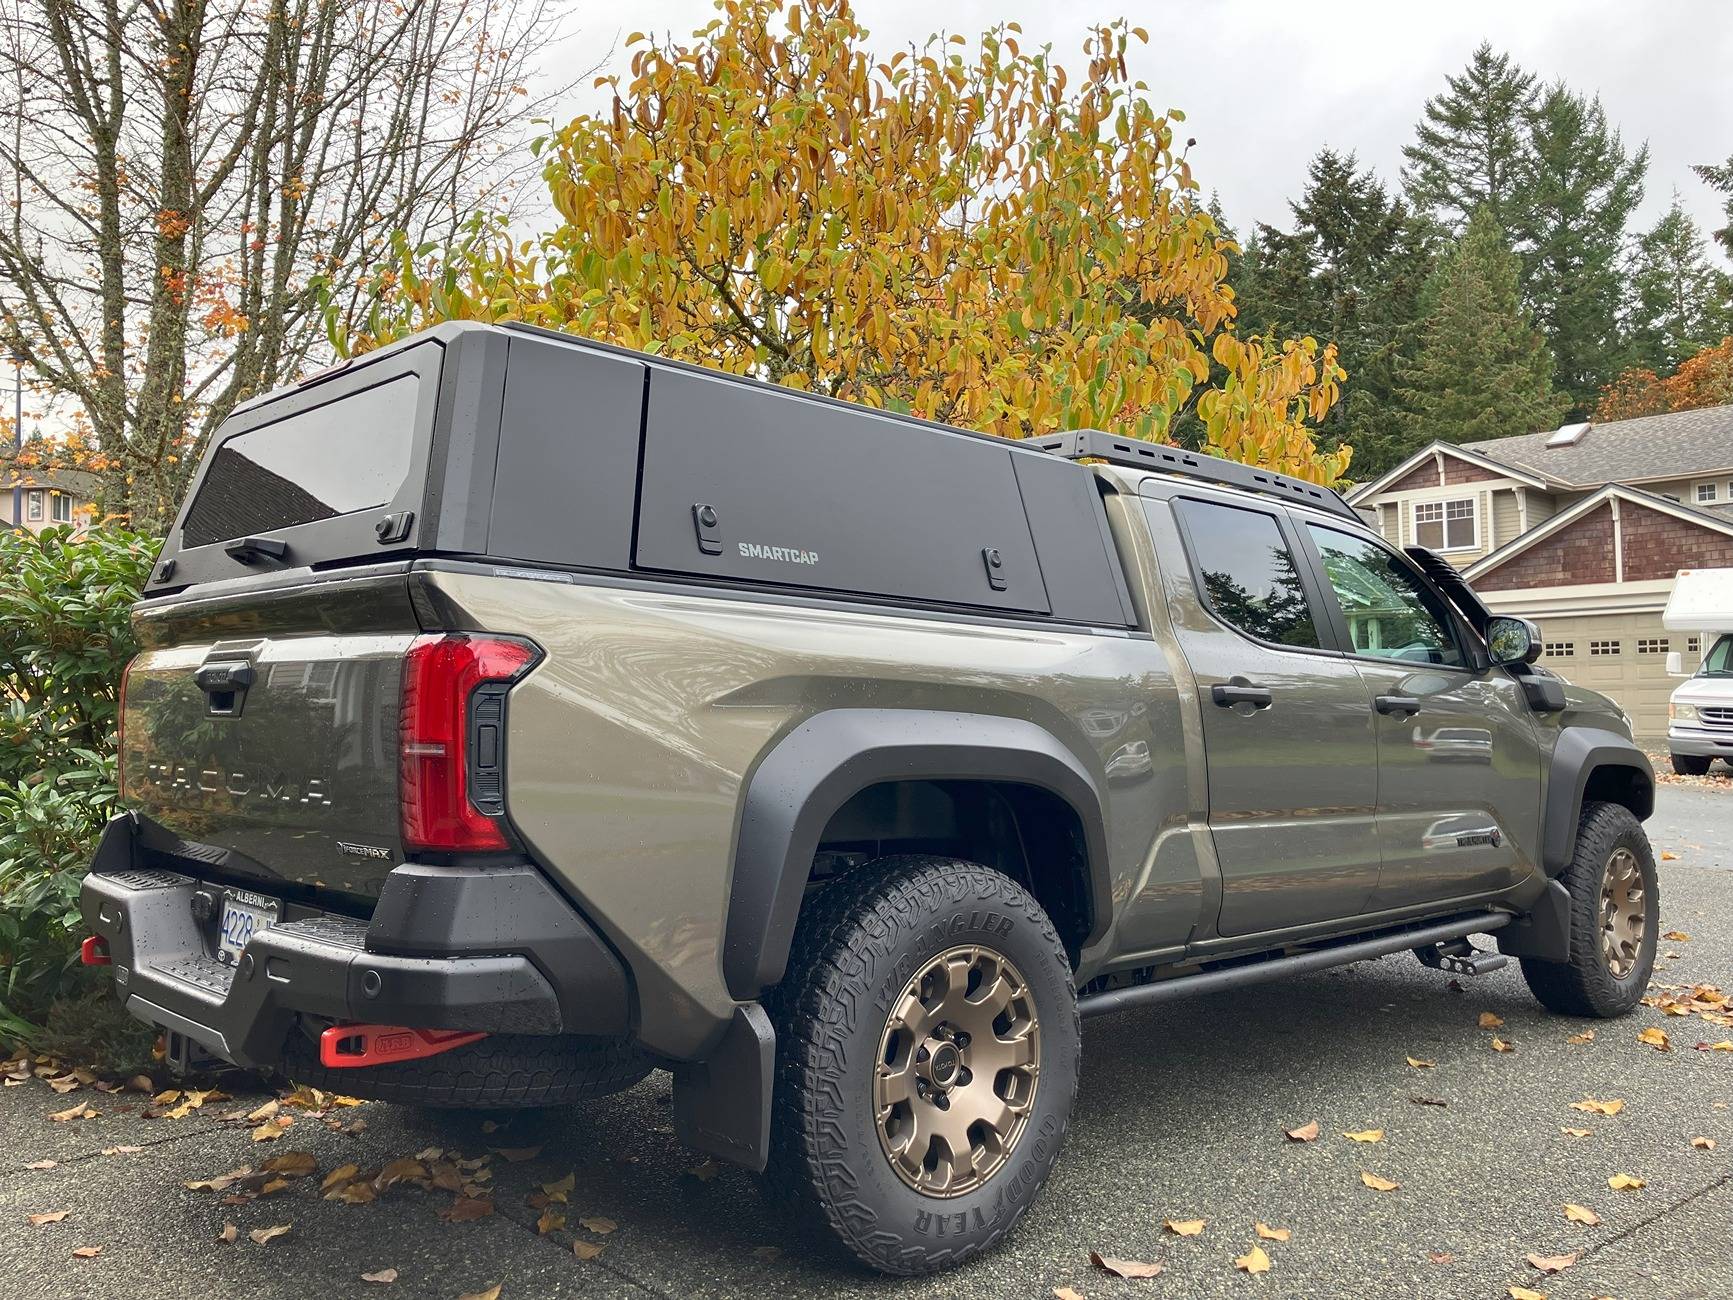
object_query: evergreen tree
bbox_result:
[1514,85,1648,415]
[1402,43,1539,232]
[1626,199,1733,372]
[1694,153,1733,258]
[1397,208,1566,446]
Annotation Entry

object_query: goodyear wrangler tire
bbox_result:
[1520,801,1659,1019]
[281,1031,652,1107]
[764,855,1080,1275]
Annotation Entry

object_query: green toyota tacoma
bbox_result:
[81,322,1657,1273]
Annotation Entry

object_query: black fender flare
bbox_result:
[1540,726,1654,876]
[721,708,1111,1000]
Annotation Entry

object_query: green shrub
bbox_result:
[0,524,158,1039]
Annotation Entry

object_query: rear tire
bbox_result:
[1520,801,1658,1018]
[1671,752,1713,776]
[280,1031,652,1107]
[764,855,1080,1275]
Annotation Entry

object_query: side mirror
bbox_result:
[1486,616,1543,667]
[1666,650,1686,676]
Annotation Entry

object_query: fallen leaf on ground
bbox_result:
[185,1167,252,1193]
[1571,1099,1624,1116]
[1053,1291,1084,1300]
[1607,1174,1645,1191]
[47,1075,79,1094]
[1709,1041,1733,1052]
[1342,1129,1384,1143]
[1284,1120,1320,1142]
[686,1159,720,1182]
[1491,1036,1515,1053]
[50,1103,96,1122]
[440,1197,494,1223]
[250,1123,283,1143]
[1234,1245,1271,1275]
[1360,1171,1399,1192]
[72,1245,102,1258]
[334,1180,378,1204]
[1663,930,1691,941]
[261,1151,317,1178]
[375,1158,429,1188]
[1526,1251,1578,1274]
[1661,850,1679,860]
[126,1075,153,1092]
[1563,1204,1600,1225]
[572,1241,604,1261]
[1561,1128,1592,1138]
[361,1268,398,1284]
[249,1224,292,1245]
[1405,1056,1435,1068]
[100,1146,142,1156]
[540,1171,576,1201]
[1508,1288,1545,1300]
[246,1100,279,1121]
[26,1210,70,1226]
[456,1287,501,1300]
[1091,1251,1164,1278]
[1691,1137,1717,1150]
[1254,1222,1291,1242]
[489,1145,542,1163]
[536,1208,565,1236]
[578,1215,617,1235]
[1637,1026,1671,1051]
[1566,1030,1594,1044]
[321,1163,361,1192]
[24,1160,56,1170]
[1410,1095,1448,1107]
[1479,1012,1504,1029]
[1428,1251,1453,1264]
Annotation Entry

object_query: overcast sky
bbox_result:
[543,0,1733,259]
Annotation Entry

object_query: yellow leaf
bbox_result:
[1607,1173,1645,1191]
[1509,1288,1546,1300]
[1662,930,1691,941]
[1234,1245,1271,1275]
[27,1210,70,1226]
[1284,1120,1320,1142]
[1342,1129,1384,1143]
[456,1287,501,1300]
[536,1207,565,1235]
[1405,1056,1435,1069]
[1563,1203,1600,1225]
[1561,1127,1592,1138]
[261,1151,317,1179]
[540,1171,576,1202]
[320,1163,360,1192]
[1491,1036,1515,1053]
[1691,1136,1717,1150]
[1566,1030,1594,1044]
[1254,1222,1291,1241]
[1163,1218,1205,1236]
[1360,1171,1399,1192]
[1478,1012,1504,1029]
[248,1224,292,1245]
[1636,1026,1671,1051]
[1571,1099,1624,1116]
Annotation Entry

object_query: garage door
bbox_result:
[1533,612,1688,741]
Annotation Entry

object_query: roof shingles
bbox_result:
[1461,403,1733,487]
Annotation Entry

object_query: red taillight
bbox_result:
[116,656,136,801]
[399,633,539,853]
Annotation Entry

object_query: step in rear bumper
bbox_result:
[79,815,632,1069]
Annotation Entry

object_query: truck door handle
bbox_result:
[1211,681,1273,709]
[1375,695,1421,716]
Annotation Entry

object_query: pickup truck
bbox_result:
[80,322,1658,1274]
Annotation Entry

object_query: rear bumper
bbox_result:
[1666,726,1733,758]
[79,814,633,1069]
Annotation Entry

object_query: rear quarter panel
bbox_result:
[419,568,1191,1059]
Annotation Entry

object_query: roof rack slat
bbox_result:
[1030,429,1361,524]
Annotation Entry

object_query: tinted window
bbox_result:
[182,377,417,547]
[1306,524,1465,667]
[1175,499,1320,648]
[1698,634,1733,678]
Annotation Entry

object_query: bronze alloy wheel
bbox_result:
[1599,846,1647,979]
[873,944,1042,1197]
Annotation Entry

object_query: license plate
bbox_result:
[217,889,280,965]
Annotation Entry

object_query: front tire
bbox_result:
[1520,801,1658,1018]
[765,855,1080,1275]
[1671,752,1713,776]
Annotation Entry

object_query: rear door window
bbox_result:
[182,376,418,546]
[1173,498,1321,648]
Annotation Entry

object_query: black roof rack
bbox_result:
[1031,428,1362,524]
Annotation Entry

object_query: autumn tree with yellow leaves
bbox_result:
[351,0,1351,482]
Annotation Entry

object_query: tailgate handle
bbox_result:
[224,535,289,564]
[194,661,255,717]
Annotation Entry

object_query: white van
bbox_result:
[1662,568,1733,775]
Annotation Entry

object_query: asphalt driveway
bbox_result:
[4,785,1729,1300]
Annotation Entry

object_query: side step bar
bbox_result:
[1078,912,1513,1020]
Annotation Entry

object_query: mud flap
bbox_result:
[672,1003,774,1171]
[1496,879,1572,962]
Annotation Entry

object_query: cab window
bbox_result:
[1173,498,1321,649]
[1305,524,1466,668]
[1698,635,1733,677]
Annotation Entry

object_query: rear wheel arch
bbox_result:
[721,709,1110,1001]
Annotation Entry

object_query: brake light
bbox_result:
[399,634,540,853]
[116,656,136,801]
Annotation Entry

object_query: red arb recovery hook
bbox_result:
[318,1024,486,1069]
[80,936,111,966]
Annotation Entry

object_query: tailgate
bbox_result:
[123,569,419,904]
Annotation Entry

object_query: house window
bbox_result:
[1589,640,1621,656]
[1689,636,1702,654]
[25,490,43,521]
[1637,638,1669,654]
[1698,483,1719,503]
[1543,641,1574,657]
[49,493,73,523]
[1412,498,1477,551]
